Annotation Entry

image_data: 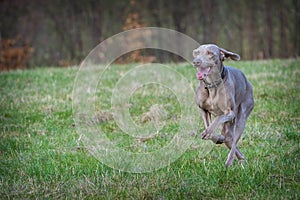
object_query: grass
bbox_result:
[0,59,299,199]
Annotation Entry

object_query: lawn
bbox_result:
[0,59,299,199]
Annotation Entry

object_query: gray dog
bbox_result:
[192,44,254,167]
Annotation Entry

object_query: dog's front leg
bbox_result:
[199,108,211,129]
[199,109,224,143]
[201,110,235,141]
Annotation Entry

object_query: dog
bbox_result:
[193,44,254,167]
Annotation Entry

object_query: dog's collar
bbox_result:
[221,66,227,79]
[203,67,227,89]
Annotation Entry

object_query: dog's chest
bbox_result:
[196,86,226,115]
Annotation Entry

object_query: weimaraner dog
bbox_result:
[192,44,254,167]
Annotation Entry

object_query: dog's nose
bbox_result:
[193,58,202,66]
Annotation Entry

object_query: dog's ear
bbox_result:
[219,48,240,61]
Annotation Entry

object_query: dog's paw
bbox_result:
[238,159,246,169]
[201,130,209,139]
[225,159,234,167]
[215,136,225,144]
[225,153,235,167]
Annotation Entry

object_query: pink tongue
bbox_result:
[196,68,210,80]
[196,71,204,80]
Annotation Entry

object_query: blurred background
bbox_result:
[0,0,299,70]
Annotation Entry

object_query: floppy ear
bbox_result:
[219,48,240,61]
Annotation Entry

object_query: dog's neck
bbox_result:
[220,65,227,79]
[202,65,227,89]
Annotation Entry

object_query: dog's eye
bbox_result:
[206,51,214,56]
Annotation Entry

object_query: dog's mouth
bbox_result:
[196,67,211,80]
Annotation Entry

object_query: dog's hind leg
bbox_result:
[232,101,254,161]
[222,122,244,166]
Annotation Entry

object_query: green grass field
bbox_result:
[0,59,299,199]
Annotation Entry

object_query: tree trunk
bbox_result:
[280,1,288,58]
[294,0,300,57]
[264,0,274,58]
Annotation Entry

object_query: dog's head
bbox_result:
[192,44,240,80]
